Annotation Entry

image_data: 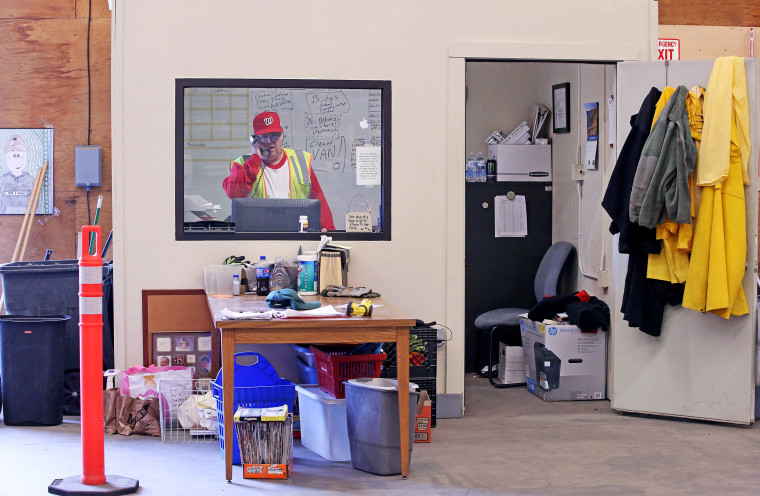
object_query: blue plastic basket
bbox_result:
[212,352,296,465]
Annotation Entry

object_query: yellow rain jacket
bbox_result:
[647,86,704,283]
[682,56,751,318]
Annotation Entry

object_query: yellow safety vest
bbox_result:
[247,148,312,199]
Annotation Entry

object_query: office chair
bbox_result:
[474,241,575,388]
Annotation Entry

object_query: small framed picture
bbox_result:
[173,355,186,366]
[157,355,171,367]
[197,335,212,351]
[156,337,172,352]
[198,355,212,376]
[175,336,194,352]
[552,82,570,134]
[186,354,196,364]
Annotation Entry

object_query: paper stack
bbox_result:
[503,121,531,145]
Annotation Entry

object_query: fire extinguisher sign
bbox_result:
[658,39,680,60]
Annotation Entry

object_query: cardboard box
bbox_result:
[414,390,432,443]
[519,318,606,401]
[498,343,526,385]
[242,464,290,480]
[487,144,551,182]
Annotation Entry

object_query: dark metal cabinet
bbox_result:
[464,182,552,372]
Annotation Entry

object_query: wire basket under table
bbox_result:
[157,378,218,444]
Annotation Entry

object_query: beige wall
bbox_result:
[112,0,657,407]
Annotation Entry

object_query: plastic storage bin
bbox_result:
[345,378,418,476]
[296,356,319,384]
[310,346,386,399]
[212,352,296,465]
[296,384,351,462]
[290,343,315,368]
[204,265,242,296]
[0,315,70,426]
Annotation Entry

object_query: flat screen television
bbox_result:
[231,198,321,233]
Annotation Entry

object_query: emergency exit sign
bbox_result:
[658,39,680,60]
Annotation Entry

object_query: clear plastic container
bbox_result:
[296,384,350,462]
[269,257,289,291]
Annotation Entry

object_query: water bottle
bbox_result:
[255,255,270,296]
[270,257,290,291]
[231,274,240,296]
[466,152,476,182]
[476,154,487,182]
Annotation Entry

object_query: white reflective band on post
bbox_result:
[79,266,102,285]
[80,296,103,315]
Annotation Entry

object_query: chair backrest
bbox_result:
[533,241,575,302]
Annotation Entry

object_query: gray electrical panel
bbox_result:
[74,145,102,187]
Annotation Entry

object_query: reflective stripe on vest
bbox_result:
[251,148,312,199]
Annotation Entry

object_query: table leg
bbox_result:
[395,326,410,479]
[222,330,235,481]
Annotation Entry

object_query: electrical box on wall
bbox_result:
[75,145,102,187]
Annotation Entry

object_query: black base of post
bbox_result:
[48,475,139,495]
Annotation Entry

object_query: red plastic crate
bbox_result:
[310,346,386,399]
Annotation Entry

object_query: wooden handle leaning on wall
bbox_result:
[12,160,48,264]
[1,161,48,315]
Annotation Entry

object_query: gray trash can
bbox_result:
[345,378,418,475]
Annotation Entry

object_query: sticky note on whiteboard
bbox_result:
[356,146,381,185]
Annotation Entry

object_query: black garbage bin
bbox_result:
[0,260,113,415]
[0,315,70,426]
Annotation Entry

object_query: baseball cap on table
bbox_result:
[265,288,320,310]
[252,111,284,135]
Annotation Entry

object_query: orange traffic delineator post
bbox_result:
[49,226,139,496]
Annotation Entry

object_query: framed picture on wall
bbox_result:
[552,82,570,134]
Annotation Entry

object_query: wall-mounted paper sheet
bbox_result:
[356,146,381,185]
[495,195,527,237]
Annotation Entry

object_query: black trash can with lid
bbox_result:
[0,315,70,426]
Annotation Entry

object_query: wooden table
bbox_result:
[206,294,416,481]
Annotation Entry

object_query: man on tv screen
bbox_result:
[222,111,335,231]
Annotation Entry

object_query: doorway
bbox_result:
[462,60,616,373]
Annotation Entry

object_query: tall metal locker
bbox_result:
[464,181,552,373]
[610,58,759,424]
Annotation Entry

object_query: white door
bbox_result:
[610,59,759,424]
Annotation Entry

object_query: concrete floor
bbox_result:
[3,375,760,495]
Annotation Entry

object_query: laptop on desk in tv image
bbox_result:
[231,198,321,232]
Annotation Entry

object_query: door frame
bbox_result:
[445,42,651,409]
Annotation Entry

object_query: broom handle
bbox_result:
[16,161,49,264]
[11,161,47,262]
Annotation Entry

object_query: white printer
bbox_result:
[487,144,552,182]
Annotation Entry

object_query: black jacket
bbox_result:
[601,87,683,337]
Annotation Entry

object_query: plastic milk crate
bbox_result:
[380,325,438,427]
[212,352,296,465]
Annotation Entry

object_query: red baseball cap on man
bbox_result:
[252,111,284,135]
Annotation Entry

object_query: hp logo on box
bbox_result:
[548,327,558,336]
